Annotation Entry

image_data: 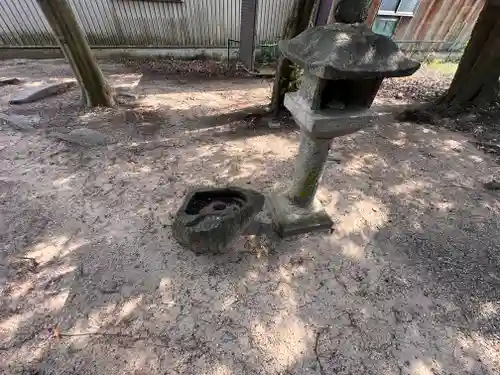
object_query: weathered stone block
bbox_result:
[0,77,22,85]
[279,24,420,80]
[288,133,330,207]
[10,80,76,104]
[172,187,265,254]
[0,113,40,131]
[297,73,324,110]
[285,92,396,139]
[52,128,114,147]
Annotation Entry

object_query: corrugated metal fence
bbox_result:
[0,0,294,48]
[0,0,481,62]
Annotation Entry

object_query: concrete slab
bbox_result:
[9,80,76,104]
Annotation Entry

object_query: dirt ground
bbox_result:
[1,59,500,375]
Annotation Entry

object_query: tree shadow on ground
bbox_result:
[1,116,500,374]
[0,70,279,145]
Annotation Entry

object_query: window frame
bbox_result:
[372,16,400,37]
[378,0,419,17]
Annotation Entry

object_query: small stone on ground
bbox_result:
[9,80,76,104]
[0,77,21,85]
[0,113,40,130]
[52,128,114,147]
[484,179,500,190]
[267,119,282,129]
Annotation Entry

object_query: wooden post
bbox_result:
[37,0,115,107]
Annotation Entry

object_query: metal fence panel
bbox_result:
[0,0,481,59]
[239,0,258,69]
[0,0,291,49]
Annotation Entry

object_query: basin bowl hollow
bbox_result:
[172,187,265,254]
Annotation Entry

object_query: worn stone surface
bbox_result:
[297,73,324,109]
[172,187,265,254]
[51,128,114,147]
[0,113,40,130]
[279,24,420,79]
[288,133,330,207]
[266,127,335,238]
[285,92,398,138]
[267,192,333,237]
[9,80,76,104]
[0,77,21,85]
[267,119,282,129]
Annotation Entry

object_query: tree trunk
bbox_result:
[441,1,500,108]
[37,0,115,107]
[270,0,317,116]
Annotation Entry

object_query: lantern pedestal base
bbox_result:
[267,192,333,238]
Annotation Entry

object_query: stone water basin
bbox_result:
[172,187,264,254]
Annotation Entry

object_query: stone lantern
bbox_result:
[267,23,420,237]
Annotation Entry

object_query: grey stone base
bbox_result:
[267,192,333,238]
[284,92,397,139]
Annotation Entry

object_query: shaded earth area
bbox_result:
[0,59,500,375]
[381,63,500,164]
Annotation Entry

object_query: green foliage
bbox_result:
[288,64,303,92]
[425,60,458,75]
[255,43,279,64]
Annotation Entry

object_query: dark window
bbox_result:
[374,0,419,37]
[372,16,399,37]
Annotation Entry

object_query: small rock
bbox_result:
[10,80,76,104]
[115,89,139,105]
[52,128,114,147]
[115,89,138,100]
[135,121,160,135]
[0,113,40,130]
[459,113,478,123]
[0,77,22,85]
[392,304,413,323]
[267,119,281,129]
[397,109,437,125]
[484,180,500,190]
[327,151,345,163]
[99,280,119,294]
[220,331,237,343]
[49,126,71,134]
